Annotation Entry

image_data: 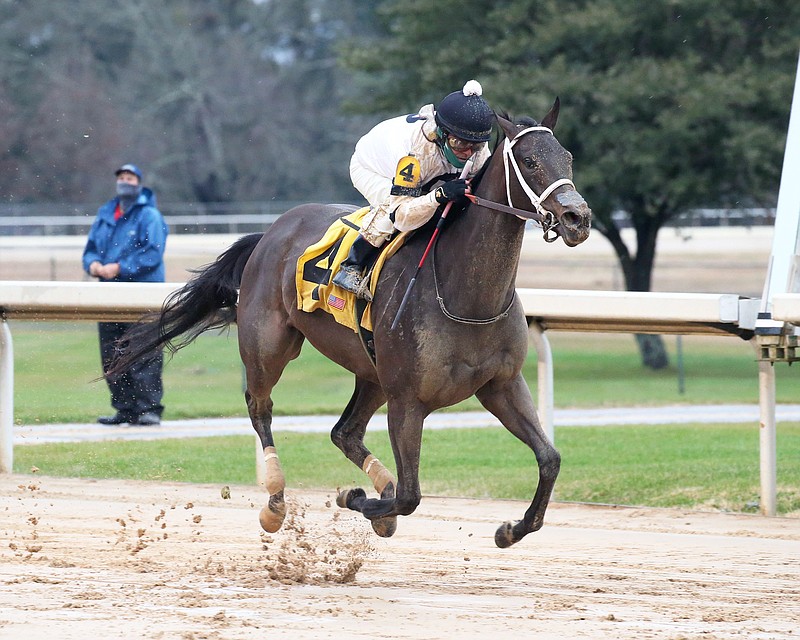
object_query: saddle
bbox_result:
[296,207,408,335]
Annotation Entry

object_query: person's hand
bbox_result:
[92,262,120,279]
[435,179,470,204]
[103,263,121,279]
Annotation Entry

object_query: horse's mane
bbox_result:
[467,111,538,193]
[419,111,540,233]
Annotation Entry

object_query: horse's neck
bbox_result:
[435,160,525,312]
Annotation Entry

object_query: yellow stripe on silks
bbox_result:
[295,207,408,333]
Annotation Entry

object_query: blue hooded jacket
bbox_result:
[82,187,168,282]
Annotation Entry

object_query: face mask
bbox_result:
[442,141,466,169]
[116,182,142,199]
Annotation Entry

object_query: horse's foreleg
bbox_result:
[259,443,287,533]
[332,379,398,537]
[476,374,560,548]
[330,378,392,493]
[360,401,426,521]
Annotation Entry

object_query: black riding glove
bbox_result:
[435,179,469,204]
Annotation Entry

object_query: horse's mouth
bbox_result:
[560,223,591,246]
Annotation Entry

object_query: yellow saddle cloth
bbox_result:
[295,207,407,332]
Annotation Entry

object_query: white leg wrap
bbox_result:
[362,454,395,495]
[263,446,285,496]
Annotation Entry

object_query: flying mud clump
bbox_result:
[259,497,374,585]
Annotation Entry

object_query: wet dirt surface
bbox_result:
[2,475,798,639]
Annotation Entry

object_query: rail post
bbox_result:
[528,321,554,445]
[0,320,13,473]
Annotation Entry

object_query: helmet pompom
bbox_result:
[462,80,483,97]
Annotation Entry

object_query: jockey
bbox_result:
[332,80,494,300]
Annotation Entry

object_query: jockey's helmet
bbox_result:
[435,80,493,142]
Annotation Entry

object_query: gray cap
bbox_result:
[114,163,142,180]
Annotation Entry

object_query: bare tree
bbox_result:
[0,0,379,205]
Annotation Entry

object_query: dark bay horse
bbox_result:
[115,101,591,548]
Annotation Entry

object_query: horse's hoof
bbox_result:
[370,516,397,538]
[494,521,517,548]
[361,497,394,519]
[259,497,286,533]
[336,487,366,510]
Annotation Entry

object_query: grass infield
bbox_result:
[13,423,800,515]
[9,322,796,424]
[10,323,799,514]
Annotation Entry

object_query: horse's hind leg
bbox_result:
[330,378,398,537]
[476,373,560,548]
[240,323,305,534]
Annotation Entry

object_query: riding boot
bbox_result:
[332,235,380,301]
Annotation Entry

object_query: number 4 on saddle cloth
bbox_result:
[295,207,408,349]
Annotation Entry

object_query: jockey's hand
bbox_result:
[435,179,470,204]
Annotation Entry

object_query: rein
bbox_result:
[431,125,570,325]
[431,238,516,325]
[465,126,575,243]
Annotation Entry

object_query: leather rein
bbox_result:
[432,126,574,325]
[465,125,575,243]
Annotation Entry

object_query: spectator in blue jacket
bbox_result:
[82,163,168,426]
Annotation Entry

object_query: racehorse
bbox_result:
[114,100,591,548]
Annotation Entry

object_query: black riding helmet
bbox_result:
[435,80,494,142]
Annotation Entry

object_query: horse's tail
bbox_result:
[109,233,263,375]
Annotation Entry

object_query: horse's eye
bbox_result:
[523,157,535,169]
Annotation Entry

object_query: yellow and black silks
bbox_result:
[296,207,407,333]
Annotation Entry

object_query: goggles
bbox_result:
[446,134,485,152]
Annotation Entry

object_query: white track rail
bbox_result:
[2,281,783,515]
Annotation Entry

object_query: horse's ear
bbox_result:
[541,97,560,131]
[496,114,518,141]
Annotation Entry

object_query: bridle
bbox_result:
[431,125,576,324]
[465,126,575,243]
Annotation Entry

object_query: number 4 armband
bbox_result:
[390,155,423,197]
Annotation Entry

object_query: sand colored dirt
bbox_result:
[1,474,798,639]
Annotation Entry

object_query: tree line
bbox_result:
[0,0,380,205]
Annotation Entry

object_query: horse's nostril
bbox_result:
[561,211,581,229]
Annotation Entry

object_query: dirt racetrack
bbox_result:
[2,475,798,640]
[0,226,776,298]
